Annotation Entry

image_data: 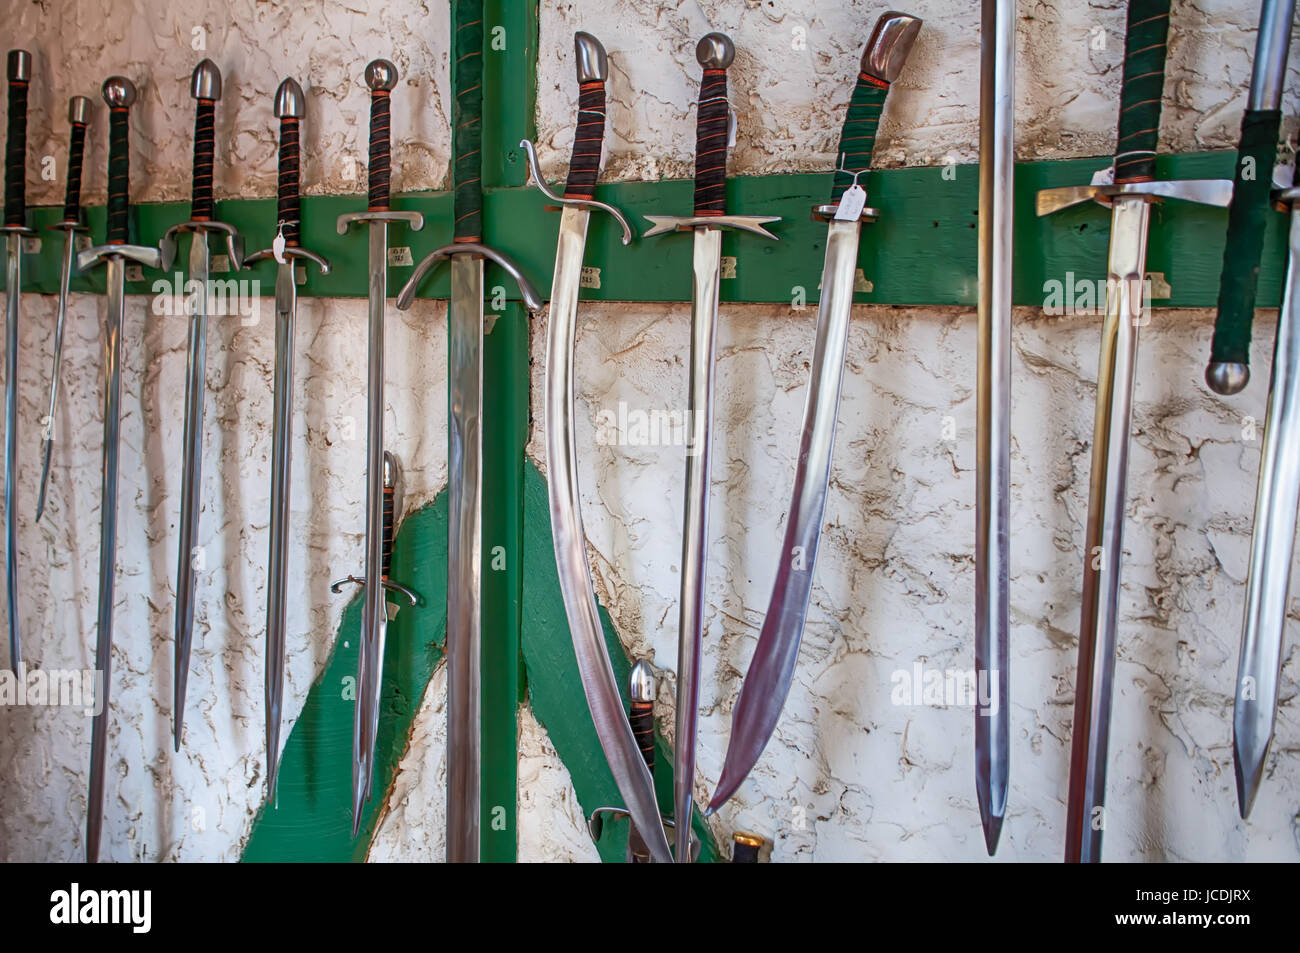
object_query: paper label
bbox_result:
[580,266,601,289]
[834,183,867,222]
[388,247,413,267]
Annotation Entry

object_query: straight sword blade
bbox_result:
[709,219,859,813]
[4,234,21,670]
[36,230,77,522]
[545,205,672,863]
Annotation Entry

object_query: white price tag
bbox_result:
[834,183,867,221]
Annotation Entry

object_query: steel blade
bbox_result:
[1065,195,1150,863]
[87,257,125,863]
[4,235,21,670]
[708,219,860,814]
[447,253,484,862]
[1234,205,1300,817]
[545,205,672,863]
[264,260,296,803]
[173,230,211,750]
[37,230,77,523]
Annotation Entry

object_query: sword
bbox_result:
[396,3,540,863]
[1036,0,1232,862]
[36,95,91,523]
[519,32,669,865]
[159,59,245,751]
[645,31,780,863]
[1225,0,1299,818]
[626,659,656,863]
[976,0,1013,855]
[243,77,330,804]
[706,15,916,817]
[1205,0,1295,396]
[336,58,424,836]
[2,49,33,670]
[77,76,162,862]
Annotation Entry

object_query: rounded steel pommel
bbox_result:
[274,78,305,119]
[574,32,608,83]
[191,58,222,101]
[365,59,398,92]
[68,95,91,125]
[629,659,656,704]
[8,50,31,83]
[102,77,136,109]
[862,12,923,83]
[696,33,734,70]
[1206,362,1249,396]
[382,450,398,489]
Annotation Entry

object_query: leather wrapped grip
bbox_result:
[62,116,88,224]
[832,73,889,204]
[452,0,483,242]
[1114,0,1171,184]
[693,68,729,216]
[107,106,130,244]
[629,699,655,774]
[277,115,301,246]
[4,73,28,227]
[381,480,394,581]
[563,81,606,200]
[367,88,391,211]
[190,98,216,220]
[1209,108,1282,370]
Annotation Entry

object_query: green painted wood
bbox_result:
[520,463,720,863]
[241,498,448,862]
[482,0,538,190]
[6,152,1281,309]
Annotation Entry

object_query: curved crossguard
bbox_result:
[396,242,542,311]
[518,139,633,245]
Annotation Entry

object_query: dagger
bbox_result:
[77,75,163,862]
[644,31,780,864]
[1225,0,1298,817]
[160,59,245,751]
[707,14,918,817]
[243,77,331,804]
[36,95,91,523]
[1036,0,1232,863]
[336,57,424,836]
[396,0,540,863]
[976,0,1013,855]
[2,49,33,671]
[519,32,668,864]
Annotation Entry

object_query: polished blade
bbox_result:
[708,220,860,814]
[173,230,211,750]
[447,252,484,863]
[544,205,672,863]
[264,260,296,803]
[88,257,125,863]
[4,236,21,671]
[1234,206,1300,817]
[1065,195,1150,863]
[36,231,77,523]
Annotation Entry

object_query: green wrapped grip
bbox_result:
[831,74,888,204]
[451,0,483,244]
[1114,0,1171,184]
[1209,108,1283,370]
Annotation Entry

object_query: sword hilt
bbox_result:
[1114,0,1170,184]
[628,659,655,774]
[61,96,91,226]
[693,33,733,218]
[829,13,921,206]
[396,241,543,312]
[189,59,221,222]
[564,33,608,201]
[5,50,31,229]
[275,78,304,247]
[104,76,136,246]
[731,831,764,863]
[330,451,417,605]
[452,0,483,243]
[365,59,396,212]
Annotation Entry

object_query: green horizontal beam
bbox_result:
[4,151,1283,308]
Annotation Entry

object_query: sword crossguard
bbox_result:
[641,213,781,240]
[1036,174,1234,217]
[159,218,244,272]
[77,242,161,273]
[518,138,634,245]
[336,208,424,235]
[329,574,419,607]
[395,242,543,312]
[243,242,331,275]
[0,222,35,239]
[46,219,88,235]
[585,807,700,860]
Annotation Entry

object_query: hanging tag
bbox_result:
[272,223,288,264]
[835,182,867,221]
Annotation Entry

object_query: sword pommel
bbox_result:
[574,32,607,83]
[696,33,735,70]
[190,58,221,101]
[102,76,136,109]
[364,58,398,92]
[862,12,922,84]
[68,95,90,125]
[1206,362,1249,395]
[274,78,304,120]
[629,659,655,704]
[7,50,31,83]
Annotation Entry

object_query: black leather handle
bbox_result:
[277,114,301,246]
[62,106,89,224]
[191,97,216,220]
[367,81,392,211]
[693,67,729,216]
[4,51,30,228]
[106,104,130,244]
[564,80,606,200]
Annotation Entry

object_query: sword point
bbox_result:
[980,811,1005,855]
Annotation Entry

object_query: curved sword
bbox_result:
[707,13,920,815]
